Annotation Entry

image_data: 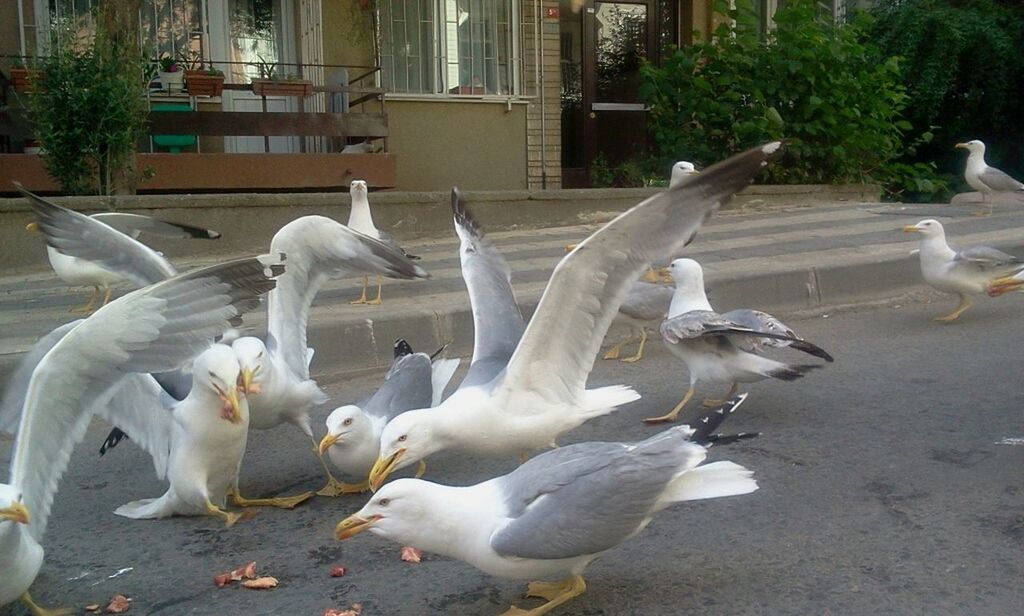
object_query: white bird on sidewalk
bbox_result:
[317,339,460,496]
[346,179,420,305]
[903,219,1024,321]
[338,395,757,616]
[956,140,1024,215]
[643,258,833,424]
[0,256,279,615]
[368,143,784,490]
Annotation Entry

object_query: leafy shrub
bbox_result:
[868,0,1024,188]
[639,0,947,201]
[26,9,152,195]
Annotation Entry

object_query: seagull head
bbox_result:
[319,404,371,455]
[370,408,444,491]
[667,258,707,293]
[903,219,945,239]
[335,478,433,543]
[195,344,245,424]
[350,179,368,198]
[955,140,985,155]
[670,161,699,188]
[231,336,267,396]
[0,485,30,526]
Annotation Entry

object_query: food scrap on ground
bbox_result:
[400,546,422,563]
[213,561,262,588]
[85,605,100,613]
[324,603,363,616]
[329,565,348,577]
[240,576,279,590]
[105,594,131,613]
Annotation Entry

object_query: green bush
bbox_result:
[639,0,947,201]
[868,0,1024,187]
[26,12,152,195]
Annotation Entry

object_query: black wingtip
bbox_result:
[790,339,834,363]
[768,364,822,382]
[394,338,415,358]
[451,187,483,236]
[165,219,223,240]
[99,427,129,456]
[429,342,449,360]
[690,392,749,444]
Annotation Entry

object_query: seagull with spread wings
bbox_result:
[367,143,783,490]
[0,256,279,616]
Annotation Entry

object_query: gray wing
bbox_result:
[0,321,82,434]
[661,310,801,346]
[365,352,435,422]
[496,144,783,408]
[979,166,1024,192]
[721,309,834,361]
[90,212,221,240]
[9,255,281,540]
[266,216,428,379]
[451,190,527,388]
[619,282,673,322]
[491,426,703,559]
[956,246,1022,269]
[94,373,176,479]
[17,184,178,286]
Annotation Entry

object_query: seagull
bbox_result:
[317,340,460,496]
[670,160,700,187]
[903,219,1024,321]
[230,214,428,487]
[601,280,673,363]
[25,208,219,313]
[346,179,420,305]
[956,140,1024,215]
[368,142,784,490]
[0,256,280,615]
[338,395,758,616]
[643,258,833,424]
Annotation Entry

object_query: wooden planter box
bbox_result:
[9,67,39,92]
[251,79,313,98]
[185,72,225,97]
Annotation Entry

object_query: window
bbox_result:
[379,0,519,96]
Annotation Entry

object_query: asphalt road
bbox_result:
[2,291,1023,616]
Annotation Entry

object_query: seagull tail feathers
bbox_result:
[767,363,822,382]
[579,384,641,419]
[114,491,179,519]
[662,460,758,504]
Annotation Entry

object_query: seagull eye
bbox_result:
[378,498,390,507]
[343,418,353,426]
[398,435,407,442]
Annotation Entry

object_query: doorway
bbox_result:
[560,0,672,187]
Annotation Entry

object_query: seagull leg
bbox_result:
[935,294,972,322]
[70,286,99,314]
[317,476,370,497]
[230,476,313,509]
[205,501,243,528]
[366,275,383,305]
[620,328,649,363]
[501,575,587,616]
[99,286,113,308]
[19,592,71,616]
[701,382,738,408]
[643,386,695,424]
[602,342,622,360]
[349,274,370,304]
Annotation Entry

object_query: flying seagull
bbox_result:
[904,219,1024,321]
[0,256,280,615]
[956,140,1024,216]
[338,395,757,616]
[368,143,784,490]
[346,179,420,305]
[644,258,833,424]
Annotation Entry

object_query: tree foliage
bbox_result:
[25,5,151,195]
[868,0,1024,186]
[639,0,946,200]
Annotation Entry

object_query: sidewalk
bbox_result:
[2,199,1023,381]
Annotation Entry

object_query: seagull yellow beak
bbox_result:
[368,448,406,492]
[0,501,30,525]
[335,514,379,540]
[219,388,242,424]
[318,433,340,456]
[25,222,39,233]
[955,142,968,149]
[903,225,921,233]
[240,368,261,395]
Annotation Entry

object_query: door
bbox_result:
[561,0,659,187]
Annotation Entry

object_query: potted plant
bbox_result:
[185,63,225,97]
[9,61,39,92]
[157,55,184,93]
[249,56,312,97]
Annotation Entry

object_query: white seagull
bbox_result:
[317,339,459,496]
[338,395,757,616]
[904,219,1024,321]
[346,179,420,305]
[368,143,784,490]
[0,256,280,615]
[643,258,833,424]
[956,140,1024,215]
[670,160,700,187]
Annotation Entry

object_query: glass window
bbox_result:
[227,0,285,83]
[379,0,518,96]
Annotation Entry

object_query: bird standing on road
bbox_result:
[956,140,1024,216]
[346,179,420,305]
[904,219,1024,321]
[643,258,833,424]
[338,395,757,616]
[368,143,783,490]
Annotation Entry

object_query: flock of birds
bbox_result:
[2,138,1023,616]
